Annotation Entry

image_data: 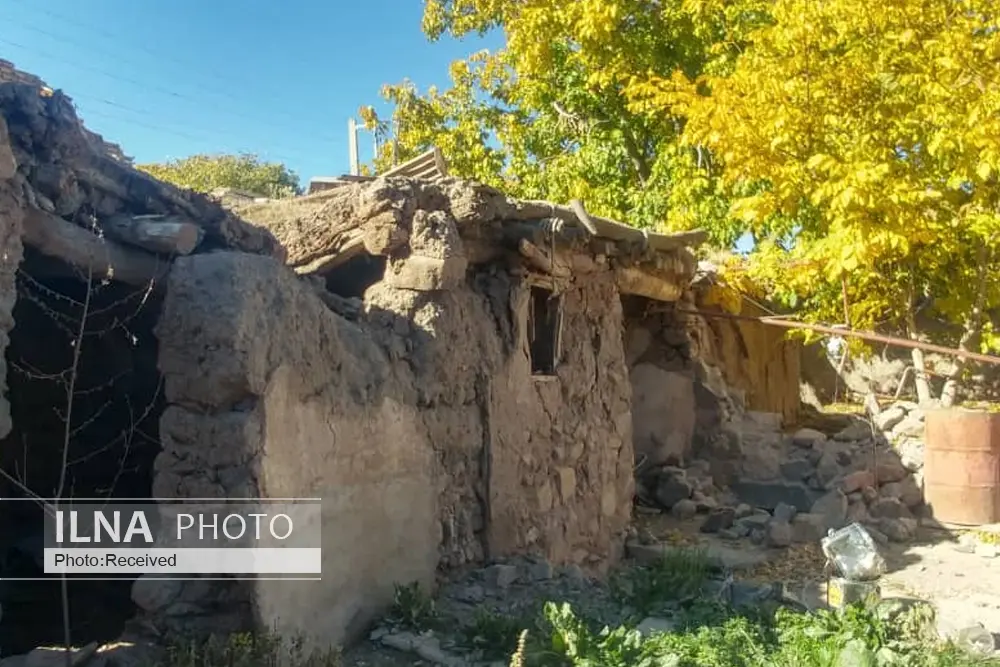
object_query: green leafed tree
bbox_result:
[137,153,302,199]
[367,0,1000,404]
[359,0,759,247]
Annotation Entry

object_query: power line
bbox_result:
[78,108,314,167]
[69,91,316,163]
[12,2,267,93]
[0,34,341,143]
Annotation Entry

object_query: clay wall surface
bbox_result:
[152,252,439,647]
[687,297,801,425]
[485,273,633,570]
[150,247,635,648]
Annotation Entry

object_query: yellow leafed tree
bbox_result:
[634,0,1000,404]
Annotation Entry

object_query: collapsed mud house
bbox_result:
[0,62,814,659]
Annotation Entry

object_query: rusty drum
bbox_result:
[924,408,1000,526]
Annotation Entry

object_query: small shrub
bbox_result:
[460,607,532,661]
[534,599,1000,667]
[387,581,438,631]
[610,547,714,616]
[159,631,340,667]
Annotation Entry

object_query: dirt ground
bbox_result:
[878,530,1000,641]
[636,512,1000,643]
[343,514,1000,665]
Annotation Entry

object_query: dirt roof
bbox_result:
[0,61,283,274]
[233,177,707,301]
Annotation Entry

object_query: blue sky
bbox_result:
[0,0,499,185]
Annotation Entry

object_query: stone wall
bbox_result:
[146,246,635,648]
[486,274,633,569]
[0,115,22,441]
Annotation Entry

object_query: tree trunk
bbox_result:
[904,285,933,404]
[941,245,990,407]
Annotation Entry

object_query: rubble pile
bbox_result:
[635,409,927,548]
[0,60,282,268]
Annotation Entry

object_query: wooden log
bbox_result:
[616,266,685,302]
[518,239,571,277]
[22,207,169,286]
[103,213,204,255]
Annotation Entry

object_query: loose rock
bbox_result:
[655,471,694,509]
[811,489,849,533]
[792,513,828,543]
[773,502,797,523]
[766,520,793,547]
[869,497,911,520]
[873,406,907,432]
[792,428,827,447]
[880,477,923,508]
[877,517,916,543]
[700,507,736,533]
[671,498,698,520]
[874,451,908,483]
[484,564,519,589]
[841,470,875,494]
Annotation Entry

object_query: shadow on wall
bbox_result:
[146,249,635,650]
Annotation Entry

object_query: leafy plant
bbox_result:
[158,631,340,667]
[460,607,535,661]
[531,600,1000,667]
[610,547,714,617]
[387,581,438,631]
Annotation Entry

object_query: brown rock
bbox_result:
[878,517,916,543]
[861,486,879,504]
[766,520,793,547]
[880,477,923,508]
[846,501,870,524]
[869,497,911,520]
[810,489,848,532]
[700,507,736,533]
[671,498,698,520]
[791,513,827,543]
[874,451,908,483]
[841,470,875,494]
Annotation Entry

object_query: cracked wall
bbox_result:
[147,244,634,648]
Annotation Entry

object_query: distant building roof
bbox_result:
[307,147,449,194]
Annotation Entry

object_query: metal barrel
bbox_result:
[924,408,1000,526]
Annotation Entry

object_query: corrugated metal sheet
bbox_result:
[305,147,449,194]
[381,147,449,180]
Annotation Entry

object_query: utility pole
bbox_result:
[348,117,359,176]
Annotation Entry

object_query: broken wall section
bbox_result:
[151,252,441,647]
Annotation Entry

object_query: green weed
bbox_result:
[459,607,535,661]
[519,600,1000,667]
[158,631,340,667]
[610,547,714,617]
[387,581,438,631]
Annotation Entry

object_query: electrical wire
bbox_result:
[77,108,312,167]
[0,35,342,145]
[1,5,344,138]
[69,94,316,165]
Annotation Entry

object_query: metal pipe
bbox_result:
[677,307,1000,366]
